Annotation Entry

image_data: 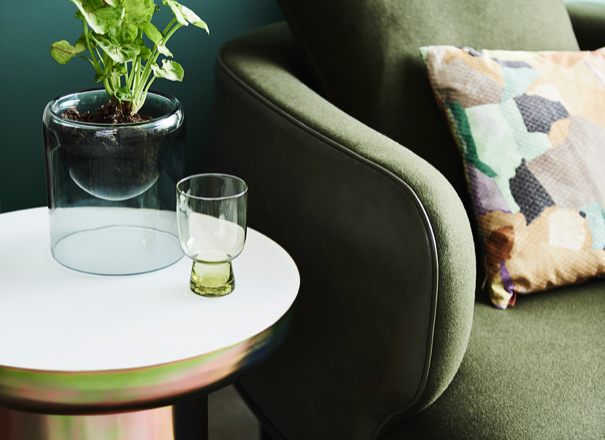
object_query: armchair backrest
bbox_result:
[277,0,579,199]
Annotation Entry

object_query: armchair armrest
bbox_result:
[566,2,605,50]
[206,23,476,439]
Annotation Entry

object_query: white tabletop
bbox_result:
[0,208,299,372]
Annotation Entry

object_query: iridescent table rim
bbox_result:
[0,305,294,415]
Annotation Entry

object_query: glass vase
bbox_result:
[43,89,186,275]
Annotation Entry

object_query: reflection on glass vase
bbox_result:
[43,89,186,275]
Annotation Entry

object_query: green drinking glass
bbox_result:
[176,174,248,297]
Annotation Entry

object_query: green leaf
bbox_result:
[180,4,209,33]
[95,64,128,83]
[108,23,139,45]
[161,1,209,33]
[141,22,162,45]
[104,0,121,6]
[94,64,128,83]
[70,0,125,35]
[139,46,152,59]
[101,0,154,55]
[123,23,139,43]
[122,0,156,25]
[74,34,89,53]
[157,44,173,57]
[140,23,171,56]
[151,59,184,81]
[115,87,133,100]
[162,0,188,26]
[50,40,80,65]
[112,64,128,75]
[135,38,152,59]
[91,32,140,63]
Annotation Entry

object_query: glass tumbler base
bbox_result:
[190,261,235,297]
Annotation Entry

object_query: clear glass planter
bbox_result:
[43,89,186,275]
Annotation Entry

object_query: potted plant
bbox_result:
[43,0,209,276]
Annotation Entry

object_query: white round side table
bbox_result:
[0,207,299,440]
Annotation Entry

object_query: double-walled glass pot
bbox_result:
[43,89,186,275]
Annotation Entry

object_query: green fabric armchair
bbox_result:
[206,1,605,438]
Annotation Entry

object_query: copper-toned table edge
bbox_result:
[0,306,295,415]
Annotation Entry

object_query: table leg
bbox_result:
[260,426,275,440]
[0,396,209,440]
[173,394,209,440]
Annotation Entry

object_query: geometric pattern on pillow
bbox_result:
[421,45,605,308]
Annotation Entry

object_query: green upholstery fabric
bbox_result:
[382,281,605,439]
[205,1,605,438]
[276,0,579,199]
[211,23,476,439]
[566,3,605,50]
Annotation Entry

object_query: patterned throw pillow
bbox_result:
[421,45,605,309]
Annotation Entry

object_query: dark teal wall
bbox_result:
[0,0,283,213]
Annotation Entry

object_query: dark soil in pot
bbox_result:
[57,101,168,202]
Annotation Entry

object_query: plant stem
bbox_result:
[163,22,183,45]
[83,21,101,74]
[103,78,115,100]
[162,18,177,36]
[100,52,116,101]
[84,20,116,102]
[133,76,156,114]
[75,54,95,67]
[95,47,103,64]
[127,59,134,89]
[132,21,183,112]
[133,57,142,91]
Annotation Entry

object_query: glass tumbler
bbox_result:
[176,174,248,297]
